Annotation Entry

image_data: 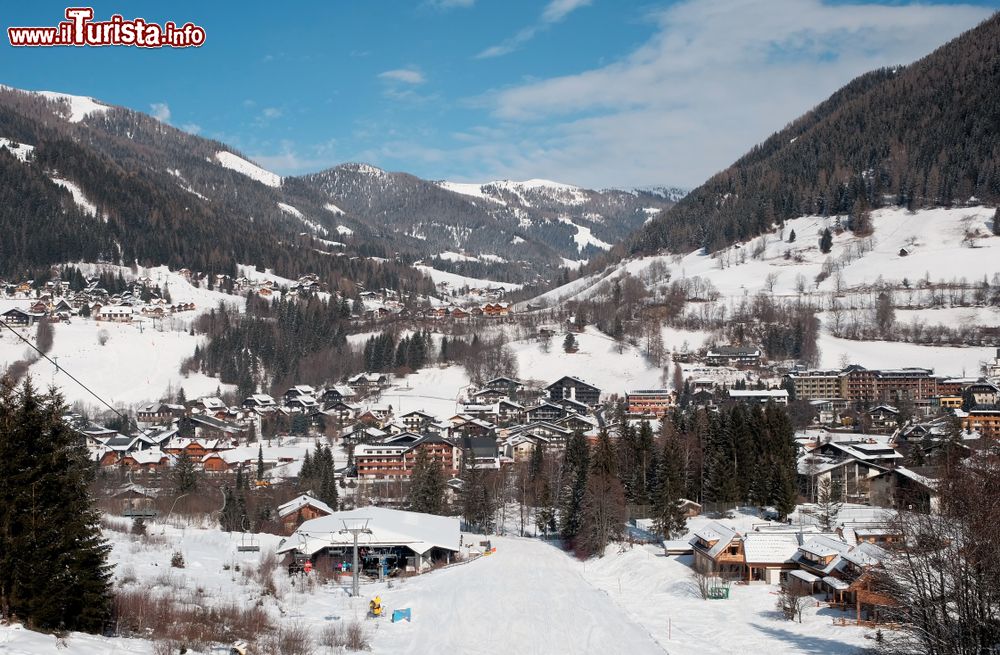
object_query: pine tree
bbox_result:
[562,332,577,353]
[578,430,626,557]
[0,379,112,632]
[819,227,833,253]
[408,447,445,515]
[993,208,1000,236]
[172,450,199,494]
[257,444,265,481]
[652,435,687,539]
[559,432,590,545]
[788,229,796,243]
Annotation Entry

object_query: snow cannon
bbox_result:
[369,596,383,618]
[392,608,412,623]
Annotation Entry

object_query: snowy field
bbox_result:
[0,512,874,654]
[531,205,999,307]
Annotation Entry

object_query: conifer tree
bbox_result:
[172,450,199,494]
[993,208,1000,236]
[559,432,590,545]
[0,379,112,632]
[819,227,833,253]
[788,229,796,243]
[257,444,265,480]
[408,447,445,515]
[652,435,687,539]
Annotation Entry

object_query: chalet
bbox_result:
[546,376,601,407]
[482,302,510,317]
[193,396,226,412]
[503,433,553,461]
[869,466,940,513]
[283,385,316,405]
[461,404,499,422]
[118,448,173,473]
[742,531,802,584]
[965,381,1000,406]
[188,414,248,441]
[508,421,572,443]
[347,372,390,395]
[689,522,744,578]
[285,394,320,412]
[470,388,507,404]
[321,385,356,406]
[96,305,134,322]
[401,410,436,432]
[277,494,336,535]
[136,402,176,426]
[1,307,33,326]
[706,345,762,367]
[484,376,524,396]
[321,401,358,425]
[29,300,49,315]
[342,424,387,444]
[626,389,673,416]
[554,396,591,416]
[960,406,1000,437]
[460,436,501,470]
[558,413,598,434]
[243,394,277,410]
[497,399,525,425]
[526,402,565,423]
[867,405,899,432]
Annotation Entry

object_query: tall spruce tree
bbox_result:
[408,447,446,515]
[652,435,687,539]
[0,379,112,632]
[558,432,590,546]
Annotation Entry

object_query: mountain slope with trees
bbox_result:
[629,12,1000,257]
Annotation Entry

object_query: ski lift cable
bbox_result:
[0,317,157,438]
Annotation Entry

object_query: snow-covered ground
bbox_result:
[214,151,282,187]
[51,177,100,218]
[1,508,874,654]
[0,136,35,161]
[532,206,999,307]
[413,265,523,292]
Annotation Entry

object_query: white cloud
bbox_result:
[262,107,282,119]
[428,0,475,7]
[149,102,171,123]
[464,0,993,187]
[180,123,201,135]
[477,0,592,58]
[378,68,426,84]
[541,0,592,23]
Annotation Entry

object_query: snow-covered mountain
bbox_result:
[299,164,678,282]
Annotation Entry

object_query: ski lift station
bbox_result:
[277,507,461,576]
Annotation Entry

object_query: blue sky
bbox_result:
[2,0,997,188]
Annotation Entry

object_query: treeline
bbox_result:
[362,330,433,372]
[629,14,1000,257]
[185,294,351,397]
[459,402,798,559]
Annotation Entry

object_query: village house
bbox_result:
[626,388,673,416]
[277,494,336,535]
[243,394,277,410]
[546,376,601,407]
[706,345,762,367]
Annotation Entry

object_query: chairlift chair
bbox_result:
[236,517,260,552]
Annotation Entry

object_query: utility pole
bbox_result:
[339,518,372,597]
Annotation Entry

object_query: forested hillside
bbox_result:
[630,12,1000,256]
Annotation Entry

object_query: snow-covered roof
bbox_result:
[690,521,739,558]
[279,507,461,556]
[742,533,801,564]
[277,494,335,519]
[789,570,820,583]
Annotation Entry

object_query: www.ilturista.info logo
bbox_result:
[7,7,205,48]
